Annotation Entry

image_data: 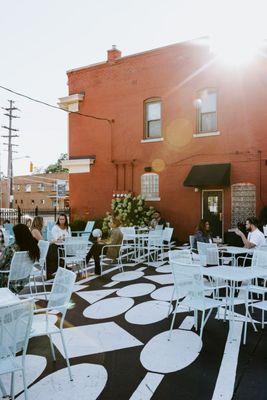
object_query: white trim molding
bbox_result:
[62,158,94,174]
[141,138,164,143]
[146,197,161,201]
[193,131,220,138]
[58,93,85,112]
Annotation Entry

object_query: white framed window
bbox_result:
[38,183,45,191]
[17,185,20,191]
[51,183,57,192]
[144,99,162,139]
[40,199,45,205]
[231,183,256,227]
[197,89,217,133]
[141,173,160,201]
[25,184,31,192]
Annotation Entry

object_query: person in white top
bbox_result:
[235,217,266,248]
[51,213,71,242]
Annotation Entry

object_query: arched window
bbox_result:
[231,183,256,226]
[141,173,160,201]
[144,98,162,139]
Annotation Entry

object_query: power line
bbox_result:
[0,85,113,124]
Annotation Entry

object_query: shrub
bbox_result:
[102,194,155,232]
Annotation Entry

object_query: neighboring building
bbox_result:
[0,178,9,208]
[12,172,69,209]
[59,38,267,240]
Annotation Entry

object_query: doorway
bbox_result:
[202,190,223,238]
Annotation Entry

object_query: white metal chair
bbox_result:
[167,250,193,315]
[243,250,267,343]
[0,298,34,400]
[72,220,95,237]
[58,240,89,276]
[144,230,164,262]
[29,268,76,381]
[168,260,222,342]
[0,252,35,294]
[162,227,174,252]
[31,240,50,293]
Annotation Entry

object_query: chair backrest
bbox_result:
[3,223,14,236]
[48,267,76,312]
[163,228,174,242]
[155,224,164,230]
[0,298,33,358]
[64,240,88,257]
[189,235,195,249]
[38,240,50,267]
[120,227,136,241]
[46,221,55,241]
[197,242,217,266]
[252,248,267,268]
[169,249,193,264]
[85,221,95,233]
[8,251,35,288]
[148,229,164,246]
[206,246,220,265]
[170,260,204,300]
[2,229,10,247]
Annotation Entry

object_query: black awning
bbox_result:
[183,163,231,187]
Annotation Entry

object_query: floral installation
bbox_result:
[102,194,155,232]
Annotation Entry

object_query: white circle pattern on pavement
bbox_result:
[125,300,172,325]
[17,363,108,400]
[112,271,144,282]
[83,297,134,319]
[140,329,202,373]
[150,285,177,302]
[116,283,156,298]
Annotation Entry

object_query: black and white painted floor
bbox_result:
[4,260,267,400]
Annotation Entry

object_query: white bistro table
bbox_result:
[201,266,267,336]
[219,246,254,266]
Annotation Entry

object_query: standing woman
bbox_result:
[46,213,71,280]
[51,213,71,242]
[0,223,40,291]
[31,216,44,242]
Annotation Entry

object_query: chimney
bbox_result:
[107,45,121,62]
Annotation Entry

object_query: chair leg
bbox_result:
[22,368,29,400]
[49,334,56,361]
[10,371,15,400]
[167,288,175,316]
[194,309,198,330]
[60,330,73,381]
[199,311,205,341]
[262,309,265,329]
[0,377,8,398]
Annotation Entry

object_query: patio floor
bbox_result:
[7,260,267,399]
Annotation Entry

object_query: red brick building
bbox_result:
[60,38,267,240]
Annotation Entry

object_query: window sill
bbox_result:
[141,138,163,143]
[193,131,220,138]
[145,197,161,201]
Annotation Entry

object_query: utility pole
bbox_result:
[1,100,20,208]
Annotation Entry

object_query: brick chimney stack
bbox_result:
[107,45,121,62]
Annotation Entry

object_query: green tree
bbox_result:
[45,153,68,173]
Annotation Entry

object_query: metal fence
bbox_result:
[0,206,71,225]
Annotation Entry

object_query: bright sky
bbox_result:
[0,0,266,176]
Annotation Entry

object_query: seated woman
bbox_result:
[193,219,213,250]
[86,218,123,275]
[31,216,44,242]
[0,223,40,291]
[46,213,71,280]
[51,213,71,242]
